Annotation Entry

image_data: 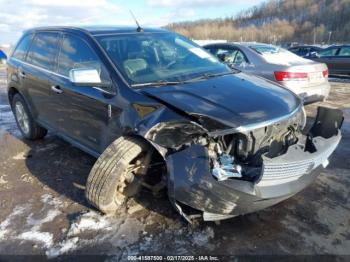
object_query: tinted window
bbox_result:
[298,47,310,56]
[319,48,338,57]
[289,47,298,53]
[338,47,350,56]
[27,32,59,70]
[58,34,108,81]
[12,34,32,60]
[215,48,238,63]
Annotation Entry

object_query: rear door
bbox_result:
[316,47,340,74]
[334,46,350,75]
[50,33,115,154]
[24,31,60,128]
[7,33,33,101]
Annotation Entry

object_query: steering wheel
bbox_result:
[165,53,194,69]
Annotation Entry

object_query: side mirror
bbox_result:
[69,68,102,86]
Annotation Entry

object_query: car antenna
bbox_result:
[129,10,143,32]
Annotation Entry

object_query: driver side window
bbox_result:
[58,34,109,82]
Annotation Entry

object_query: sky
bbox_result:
[0,0,265,45]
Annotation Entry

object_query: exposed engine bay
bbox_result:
[143,105,343,222]
[208,108,306,182]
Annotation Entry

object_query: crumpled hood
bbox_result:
[142,72,301,128]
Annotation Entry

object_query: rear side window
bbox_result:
[319,48,338,57]
[57,34,108,81]
[338,47,350,56]
[214,48,238,63]
[27,32,59,70]
[12,34,32,60]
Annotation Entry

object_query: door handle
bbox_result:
[51,85,63,94]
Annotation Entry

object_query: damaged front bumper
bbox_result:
[165,107,343,222]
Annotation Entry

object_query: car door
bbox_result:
[50,33,116,154]
[315,47,340,74]
[24,32,60,128]
[334,46,350,75]
[8,33,33,102]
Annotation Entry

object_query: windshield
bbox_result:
[96,33,230,86]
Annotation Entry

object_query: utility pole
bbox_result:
[328,31,332,45]
[313,29,316,45]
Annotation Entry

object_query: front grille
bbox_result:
[262,160,314,180]
[261,134,340,181]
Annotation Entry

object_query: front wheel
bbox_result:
[85,136,154,214]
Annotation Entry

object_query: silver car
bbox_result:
[204,42,330,104]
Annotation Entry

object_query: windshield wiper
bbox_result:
[131,80,183,88]
[185,70,239,83]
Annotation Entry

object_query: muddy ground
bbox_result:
[0,65,349,261]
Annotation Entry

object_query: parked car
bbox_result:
[204,43,330,104]
[309,45,350,76]
[7,27,343,222]
[288,45,323,58]
[0,49,7,64]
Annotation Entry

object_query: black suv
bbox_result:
[7,26,342,222]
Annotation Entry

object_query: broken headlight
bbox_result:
[294,106,307,130]
[145,121,207,148]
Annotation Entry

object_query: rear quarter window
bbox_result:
[12,34,33,60]
[27,32,59,70]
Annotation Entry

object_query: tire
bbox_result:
[12,93,47,140]
[86,136,150,214]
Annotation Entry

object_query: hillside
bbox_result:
[167,0,350,44]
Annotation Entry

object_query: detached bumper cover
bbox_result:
[165,107,343,221]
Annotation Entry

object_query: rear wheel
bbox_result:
[12,93,47,140]
[86,136,160,214]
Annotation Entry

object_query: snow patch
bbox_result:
[27,209,61,228]
[0,195,63,250]
[46,210,147,258]
[68,211,112,237]
[18,231,53,248]
[41,194,63,208]
[192,227,215,247]
[46,237,79,258]
[0,205,28,239]
[13,151,27,160]
[110,218,145,248]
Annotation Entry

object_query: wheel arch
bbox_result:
[7,86,20,105]
[8,87,36,117]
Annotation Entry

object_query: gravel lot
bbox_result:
[0,64,349,260]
